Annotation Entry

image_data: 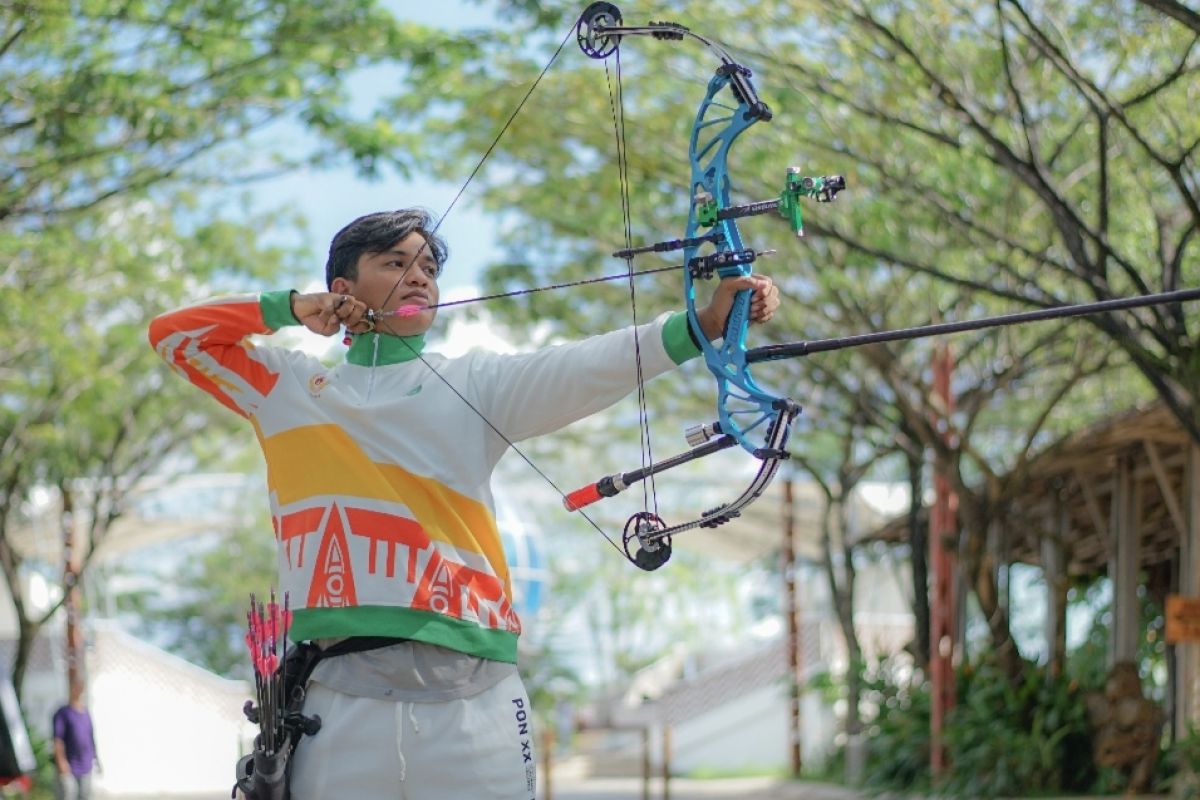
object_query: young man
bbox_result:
[148,208,779,799]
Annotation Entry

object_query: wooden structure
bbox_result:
[1004,404,1199,736]
[862,404,1200,736]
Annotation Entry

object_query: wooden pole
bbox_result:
[642,727,651,800]
[929,345,957,777]
[662,725,671,800]
[783,475,802,776]
[542,727,553,800]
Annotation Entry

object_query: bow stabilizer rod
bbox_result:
[563,428,739,511]
[746,287,1200,362]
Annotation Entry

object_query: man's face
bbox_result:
[335,231,440,336]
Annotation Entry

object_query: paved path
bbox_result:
[546,776,860,800]
[101,780,856,800]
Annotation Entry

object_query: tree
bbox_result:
[1,0,453,222]
[790,393,897,740]
[0,0,469,697]
[757,0,1200,440]
[113,489,277,679]
[0,200,298,694]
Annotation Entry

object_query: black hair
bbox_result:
[324,208,449,289]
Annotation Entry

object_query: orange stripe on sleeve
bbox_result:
[149,297,281,416]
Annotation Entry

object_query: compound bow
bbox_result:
[554,3,845,570]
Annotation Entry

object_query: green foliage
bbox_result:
[941,657,1095,798]
[1066,576,1168,698]
[0,0,452,220]
[1167,725,1200,800]
[112,503,277,679]
[26,730,56,800]
[859,654,1100,798]
[860,659,932,793]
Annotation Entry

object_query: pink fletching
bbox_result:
[395,304,423,317]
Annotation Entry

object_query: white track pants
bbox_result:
[290,671,536,800]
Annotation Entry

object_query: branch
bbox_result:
[0,18,24,59]
[1134,0,1200,35]
[1004,0,1200,233]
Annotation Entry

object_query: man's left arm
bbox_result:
[478,275,779,443]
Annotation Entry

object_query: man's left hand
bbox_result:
[694,275,780,341]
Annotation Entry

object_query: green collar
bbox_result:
[345,333,426,366]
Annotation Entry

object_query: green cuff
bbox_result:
[662,311,702,365]
[260,290,300,331]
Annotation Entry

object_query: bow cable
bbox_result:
[604,41,663,527]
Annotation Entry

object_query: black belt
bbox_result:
[319,636,409,658]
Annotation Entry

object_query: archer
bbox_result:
[148,207,779,799]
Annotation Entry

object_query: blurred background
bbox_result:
[1,0,1198,797]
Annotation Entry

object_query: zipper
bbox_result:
[365,332,380,401]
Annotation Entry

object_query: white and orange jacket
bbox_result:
[149,290,699,663]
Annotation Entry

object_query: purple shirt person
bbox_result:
[52,685,97,800]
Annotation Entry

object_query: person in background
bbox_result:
[51,686,98,800]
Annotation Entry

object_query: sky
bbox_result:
[248,1,506,299]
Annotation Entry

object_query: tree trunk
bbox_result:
[958,492,1022,680]
[905,441,931,669]
[823,499,864,736]
[11,619,40,702]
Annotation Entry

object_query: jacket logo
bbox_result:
[308,373,329,396]
[307,504,358,608]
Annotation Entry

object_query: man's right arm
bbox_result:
[53,737,69,776]
[147,292,301,419]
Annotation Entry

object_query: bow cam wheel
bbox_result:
[577,2,623,59]
[622,511,672,571]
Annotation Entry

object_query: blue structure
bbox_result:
[494,494,548,630]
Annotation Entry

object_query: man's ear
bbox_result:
[330,276,352,295]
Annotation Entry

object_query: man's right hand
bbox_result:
[290,292,373,337]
